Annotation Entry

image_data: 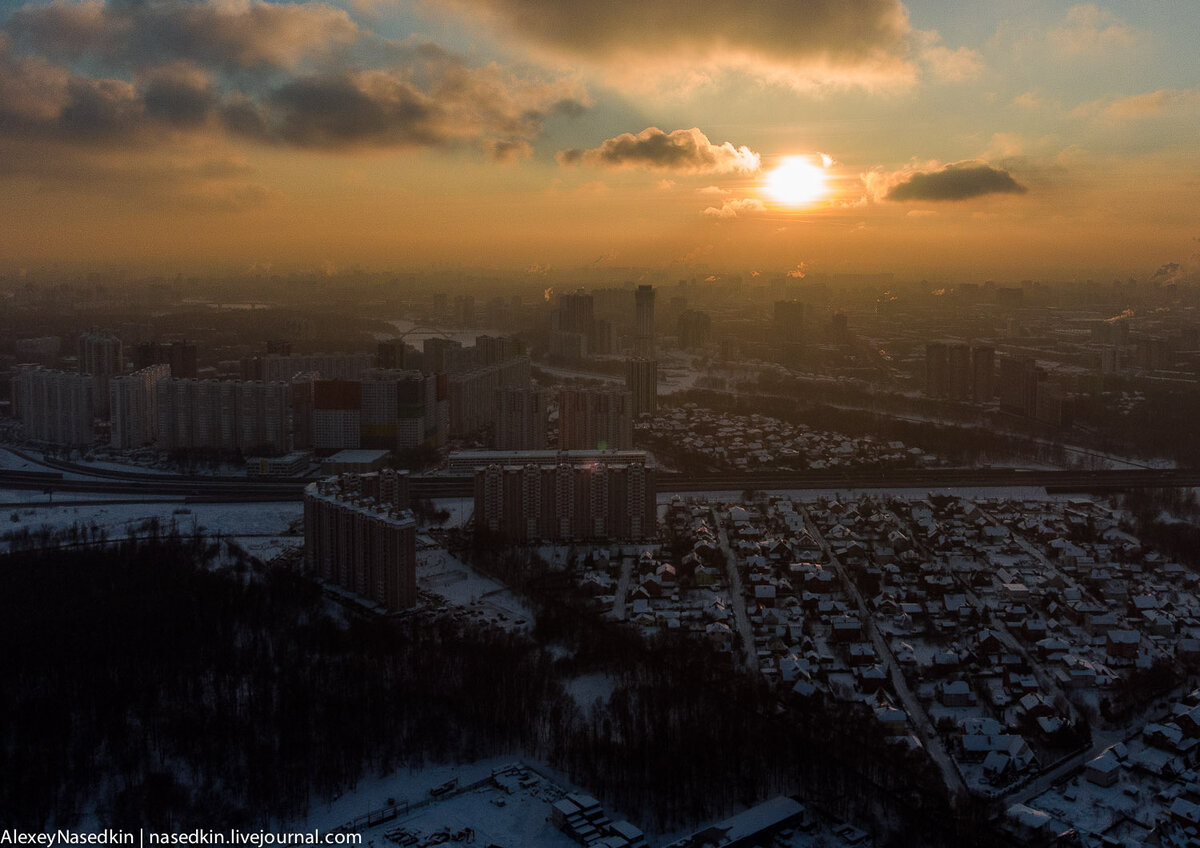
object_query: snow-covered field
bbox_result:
[416,536,535,629]
[1,499,303,557]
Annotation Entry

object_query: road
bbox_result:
[5,459,1200,503]
[612,554,634,620]
[709,509,759,670]
[800,505,970,802]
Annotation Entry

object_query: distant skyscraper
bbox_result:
[773,300,806,345]
[454,295,475,327]
[558,387,633,451]
[947,343,972,400]
[924,341,972,400]
[14,337,61,368]
[971,345,995,402]
[677,310,711,350]
[447,357,530,436]
[558,292,595,337]
[925,341,949,398]
[134,340,198,379]
[376,338,408,370]
[998,356,1041,417]
[634,285,655,357]
[625,358,658,418]
[78,331,123,418]
[493,386,547,450]
[241,352,372,382]
[423,337,464,373]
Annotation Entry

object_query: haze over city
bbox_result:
[0,0,1197,278]
[7,1,1200,847]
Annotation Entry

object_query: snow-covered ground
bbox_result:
[1,499,303,557]
[0,447,53,472]
[564,673,616,711]
[416,535,535,629]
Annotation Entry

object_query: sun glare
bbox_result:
[764,156,829,206]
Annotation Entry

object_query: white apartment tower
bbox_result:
[110,363,170,448]
[13,366,94,446]
[77,331,123,418]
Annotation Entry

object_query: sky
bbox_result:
[0,0,1197,280]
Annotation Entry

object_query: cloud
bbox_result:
[1048,4,1140,56]
[558,127,760,174]
[878,162,1028,202]
[916,31,983,82]
[0,16,589,156]
[484,138,533,162]
[1013,91,1051,110]
[440,0,916,90]
[7,0,361,71]
[1083,88,1200,122]
[701,197,765,219]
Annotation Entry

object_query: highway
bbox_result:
[2,462,1198,503]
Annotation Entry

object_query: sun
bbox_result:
[764,156,829,206]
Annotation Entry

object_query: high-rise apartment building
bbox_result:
[134,341,198,379]
[12,366,94,445]
[110,363,170,448]
[156,378,291,453]
[423,338,464,373]
[454,295,476,327]
[311,380,362,451]
[493,386,547,450]
[557,387,633,451]
[304,470,417,611]
[360,369,439,451]
[634,285,655,357]
[447,357,530,436]
[625,358,658,418]
[925,341,973,400]
[677,311,712,350]
[971,345,995,402]
[241,353,372,382]
[77,331,123,418]
[14,337,61,368]
[998,356,1042,417]
[773,300,806,345]
[474,454,654,541]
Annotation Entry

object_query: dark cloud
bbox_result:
[444,0,913,86]
[267,74,438,148]
[0,6,588,156]
[7,0,360,71]
[141,64,214,127]
[886,163,1028,201]
[558,127,759,174]
[484,137,533,162]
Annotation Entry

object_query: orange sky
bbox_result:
[0,0,1197,281]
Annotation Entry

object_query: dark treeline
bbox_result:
[534,589,1010,847]
[3,532,1012,845]
[670,388,1067,468]
[0,531,563,830]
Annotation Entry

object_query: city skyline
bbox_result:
[0,1,1197,280]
